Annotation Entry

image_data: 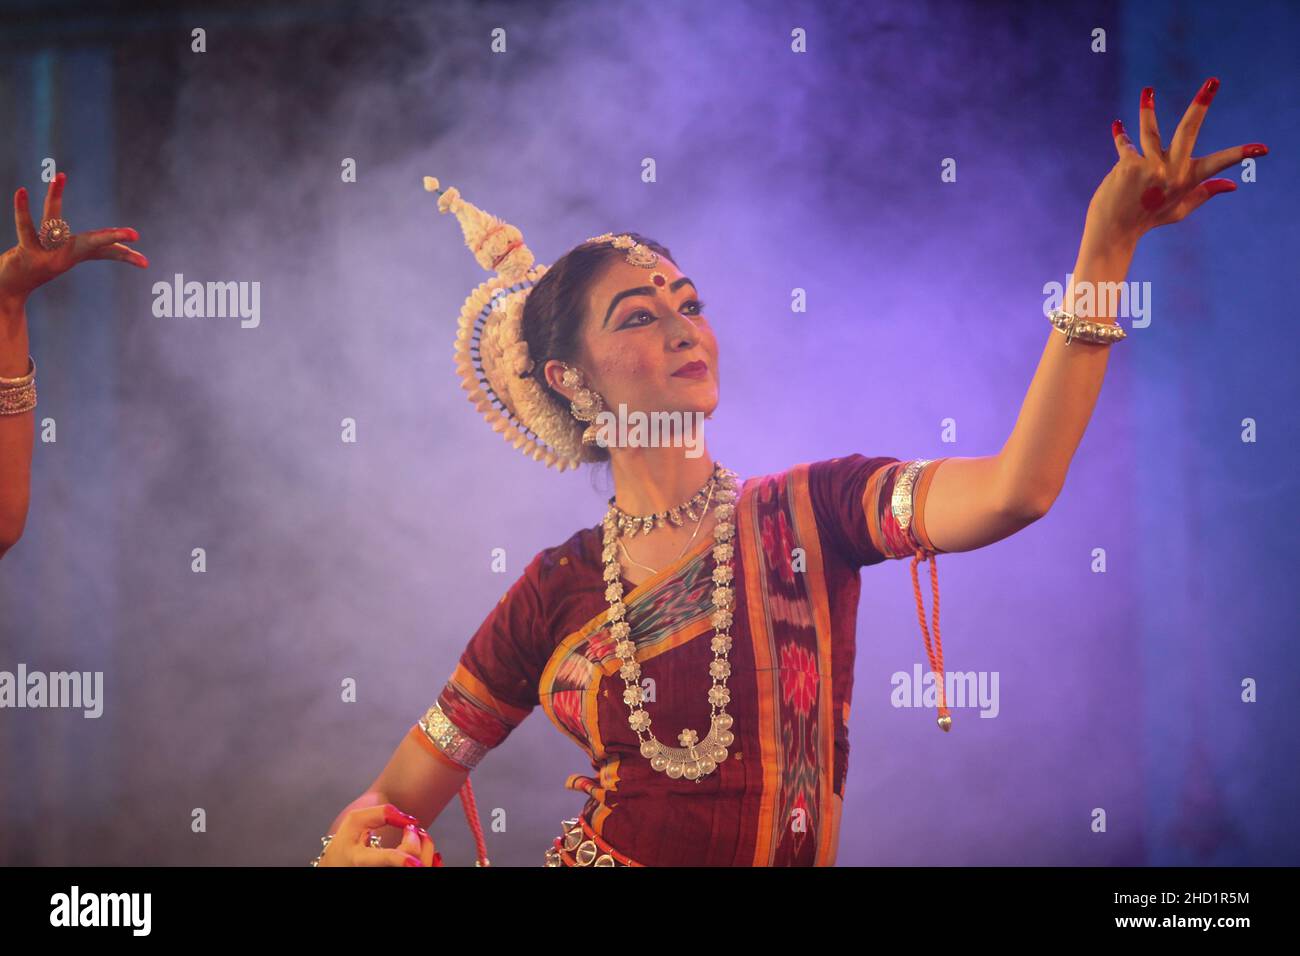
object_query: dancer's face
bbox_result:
[545,256,719,428]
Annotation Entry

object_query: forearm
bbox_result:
[0,295,34,553]
[998,227,1137,513]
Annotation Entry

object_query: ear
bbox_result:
[542,358,573,399]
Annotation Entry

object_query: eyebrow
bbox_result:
[602,277,697,328]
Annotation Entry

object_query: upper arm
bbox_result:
[407,549,551,778]
[920,454,1045,553]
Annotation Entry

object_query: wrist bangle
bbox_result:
[310,831,384,866]
[310,834,335,867]
[1046,308,1127,346]
[0,355,37,415]
[0,355,35,385]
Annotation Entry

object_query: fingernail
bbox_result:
[1195,77,1220,105]
[404,857,422,867]
[127,229,140,241]
[432,852,443,867]
[1206,180,1236,196]
[1242,143,1268,158]
[384,806,419,828]
[1112,119,1126,138]
[1141,87,1154,109]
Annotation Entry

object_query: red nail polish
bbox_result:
[1195,77,1219,105]
[404,857,422,867]
[432,852,443,867]
[1140,87,1154,109]
[1112,119,1125,138]
[1242,143,1268,158]
[384,805,419,829]
[1205,180,1236,196]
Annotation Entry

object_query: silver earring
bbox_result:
[560,364,606,446]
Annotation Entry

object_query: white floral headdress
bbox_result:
[423,175,661,471]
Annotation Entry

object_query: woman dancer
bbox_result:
[315,79,1264,867]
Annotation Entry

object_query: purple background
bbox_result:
[1,0,1297,866]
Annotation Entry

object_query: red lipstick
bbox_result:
[672,360,708,378]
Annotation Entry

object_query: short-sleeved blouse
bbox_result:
[410,454,948,866]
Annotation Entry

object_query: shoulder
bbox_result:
[742,455,903,497]
[528,524,603,586]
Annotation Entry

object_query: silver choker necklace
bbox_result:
[605,462,724,538]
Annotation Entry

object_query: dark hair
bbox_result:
[521,232,676,477]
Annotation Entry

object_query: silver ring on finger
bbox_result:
[39,218,72,250]
[368,834,382,848]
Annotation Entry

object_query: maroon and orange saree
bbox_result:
[411,454,949,866]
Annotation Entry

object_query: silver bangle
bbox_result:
[310,834,335,867]
[311,832,382,865]
[418,701,488,770]
[1046,308,1127,346]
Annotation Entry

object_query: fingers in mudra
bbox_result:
[87,240,149,267]
[77,228,148,268]
[8,171,149,299]
[1112,77,1265,231]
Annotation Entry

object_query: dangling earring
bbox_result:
[560,364,607,446]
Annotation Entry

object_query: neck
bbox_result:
[607,442,716,516]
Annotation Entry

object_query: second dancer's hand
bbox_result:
[1,171,149,311]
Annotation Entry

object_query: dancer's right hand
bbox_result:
[316,803,439,867]
[1,171,148,310]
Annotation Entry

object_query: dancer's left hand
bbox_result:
[1084,77,1267,251]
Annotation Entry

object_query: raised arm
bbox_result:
[0,173,148,558]
[921,78,1265,555]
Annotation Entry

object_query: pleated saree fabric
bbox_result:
[410,454,949,866]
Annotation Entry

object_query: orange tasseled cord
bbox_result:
[458,777,491,866]
[910,548,951,731]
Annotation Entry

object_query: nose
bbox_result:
[665,311,701,349]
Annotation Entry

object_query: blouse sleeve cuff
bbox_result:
[864,457,950,559]
[909,457,948,555]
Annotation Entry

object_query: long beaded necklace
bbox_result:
[599,462,741,782]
